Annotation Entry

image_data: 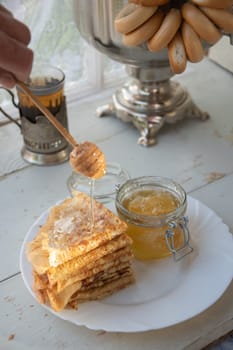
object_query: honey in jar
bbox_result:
[115,176,192,261]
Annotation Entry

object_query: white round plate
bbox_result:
[20,196,233,332]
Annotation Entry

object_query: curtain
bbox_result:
[0,0,124,108]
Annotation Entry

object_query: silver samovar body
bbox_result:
[73,0,209,146]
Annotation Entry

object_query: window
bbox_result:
[0,0,125,110]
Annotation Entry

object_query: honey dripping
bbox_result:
[89,178,95,230]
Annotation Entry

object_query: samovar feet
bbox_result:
[96,78,209,146]
[96,103,116,118]
[134,115,165,146]
[186,101,209,121]
[96,102,165,146]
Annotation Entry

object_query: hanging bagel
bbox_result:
[114,0,233,74]
[181,3,222,45]
[114,3,157,34]
[129,0,170,5]
[181,21,204,63]
[200,7,233,34]
[148,8,182,52]
[191,0,233,10]
[123,10,164,46]
[168,31,187,74]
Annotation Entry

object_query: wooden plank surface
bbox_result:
[0,58,233,349]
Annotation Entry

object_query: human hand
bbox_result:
[0,4,33,89]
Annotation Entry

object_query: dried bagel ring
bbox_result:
[129,0,169,6]
[182,3,222,44]
[148,8,182,51]
[123,10,164,46]
[114,3,158,34]
[168,31,187,74]
[191,0,233,10]
[200,7,233,34]
[182,21,204,63]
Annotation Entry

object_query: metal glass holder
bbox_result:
[20,98,71,165]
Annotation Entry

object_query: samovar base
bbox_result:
[97,78,209,146]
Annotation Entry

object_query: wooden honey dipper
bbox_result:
[16,80,106,179]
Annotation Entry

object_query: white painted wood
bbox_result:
[0,273,232,350]
[209,36,233,73]
[0,122,27,177]
[0,58,233,349]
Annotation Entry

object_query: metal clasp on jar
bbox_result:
[165,216,193,262]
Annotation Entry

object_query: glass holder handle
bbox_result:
[0,87,21,129]
[165,216,194,262]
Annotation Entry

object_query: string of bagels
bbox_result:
[115,0,233,74]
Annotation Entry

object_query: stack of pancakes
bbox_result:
[26,191,135,312]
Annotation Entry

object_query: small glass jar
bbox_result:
[67,162,130,205]
[115,176,193,261]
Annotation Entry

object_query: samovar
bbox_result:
[72,0,212,146]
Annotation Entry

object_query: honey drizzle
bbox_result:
[89,178,95,230]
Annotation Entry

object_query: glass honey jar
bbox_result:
[115,176,193,261]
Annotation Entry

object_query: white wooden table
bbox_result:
[0,58,233,350]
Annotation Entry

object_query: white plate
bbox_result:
[20,196,233,332]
